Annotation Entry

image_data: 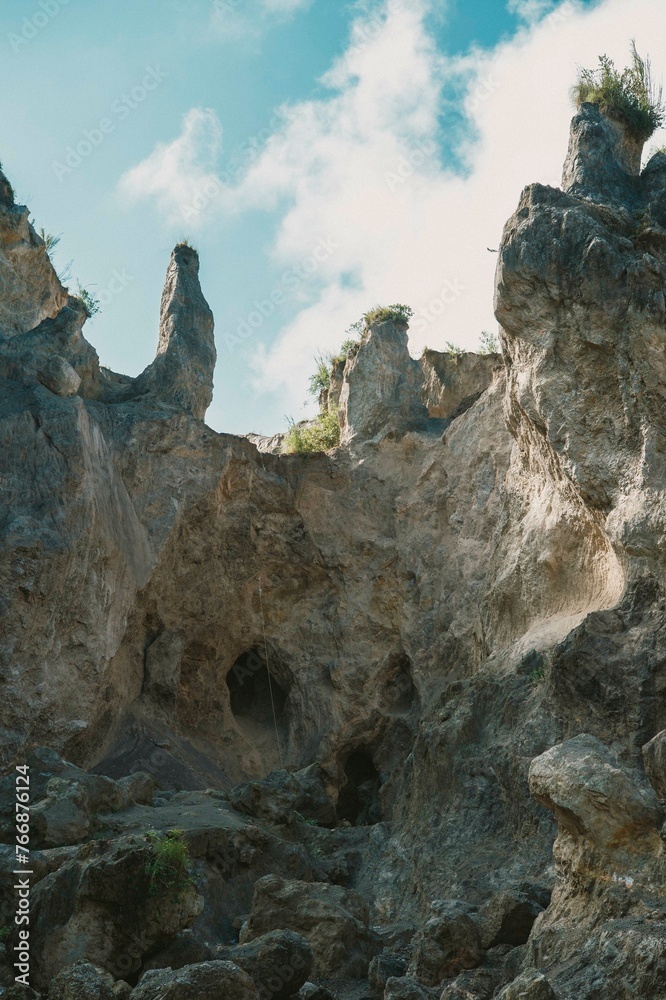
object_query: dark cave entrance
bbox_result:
[337,749,382,826]
[226,648,289,765]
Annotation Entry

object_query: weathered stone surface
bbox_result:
[528,734,662,850]
[562,102,643,202]
[419,350,499,421]
[383,977,437,1000]
[0,169,67,338]
[407,902,482,987]
[0,986,42,1000]
[240,875,379,979]
[37,355,81,397]
[228,765,336,826]
[129,244,215,419]
[216,929,313,1000]
[642,729,666,801]
[28,840,203,989]
[474,885,549,949]
[47,961,115,999]
[130,961,258,1000]
[368,951,408,990]
[496,971,557,1000]
[141,929,213,973]
[339,318,428,444]
[5,93,666,1000]
[297,986,336,1000]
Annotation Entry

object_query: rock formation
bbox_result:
[2,98,666,998]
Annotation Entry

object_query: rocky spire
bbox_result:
[132,243,216,420]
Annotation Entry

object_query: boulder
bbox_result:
[0,748,154,848]
[497,971,558,999]
[28,841,202,989]
[0,987,42,1000]
[141,929,213,973]
[32,779,93,848]
[475,885,549,949]
[642,730,666,802]
[130,961,257,1000]
[528,734,662,850]
[37,355,81,397]
[407,902,482,987]
[47,961,115,999]
[297,986,337,1000]
[368,952,408,990]
[383,977,438,1000]
[216,930,313,1000]
[439,966,507,999]
[228,765,336,826]
[239,874,379,979]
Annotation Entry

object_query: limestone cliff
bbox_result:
[1,103,666,999]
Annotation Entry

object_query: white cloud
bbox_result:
[211,0,312,38]
[507,0,557,22]
[118,108,223,225]
[120,0,666,419]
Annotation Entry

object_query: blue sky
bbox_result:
[2,0,663,435]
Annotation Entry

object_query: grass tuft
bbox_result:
[572,42,664,142]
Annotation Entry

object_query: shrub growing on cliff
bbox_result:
[309,353,332,398]
[75,282,101,319]
[145,828,192,897]
[478,330,499,354]
[572,42,664,142]
[307,338,361,399]
[283,410,340,454]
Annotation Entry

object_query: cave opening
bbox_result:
[226,648,289,761]
[337,749,382,826]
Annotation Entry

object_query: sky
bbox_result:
[2,0,666,435]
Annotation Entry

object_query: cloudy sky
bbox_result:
[2,0,666,434]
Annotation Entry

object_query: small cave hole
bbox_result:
[226,649,289,759]
[384,653,417,714]
[337,750,382,826]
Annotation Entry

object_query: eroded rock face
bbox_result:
[528,734,662,851]
[239,875,379,979]
[0,168,68,338]
[4,98,666,999]
[129,244,216,419]
[339,318,428,443]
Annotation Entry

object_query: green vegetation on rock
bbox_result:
[145,828,193,897]
[283,409,340,454]
[572,42,664,142]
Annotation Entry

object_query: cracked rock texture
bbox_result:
[2,101,666,998]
